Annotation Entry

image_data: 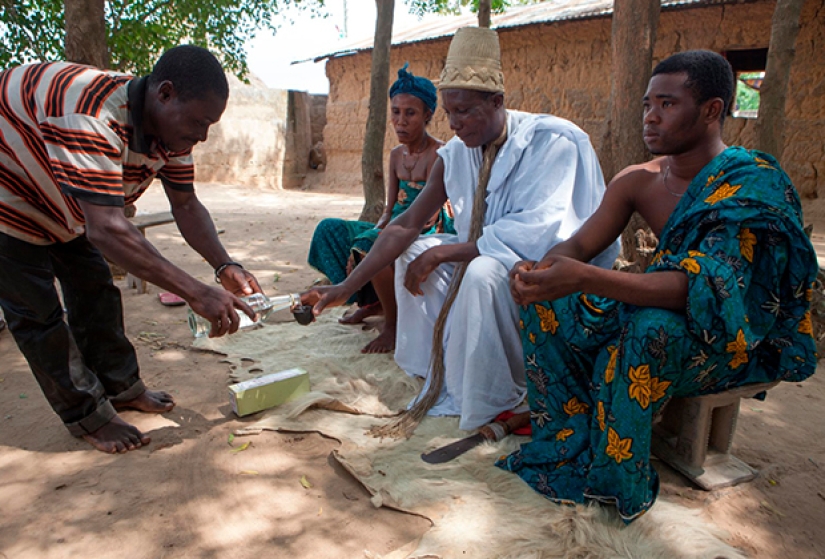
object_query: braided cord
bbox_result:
[369,124,509,439]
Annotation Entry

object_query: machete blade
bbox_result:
[421,432,486,464]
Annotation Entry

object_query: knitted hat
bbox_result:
[389,63,438,112]
[438,27,505,93]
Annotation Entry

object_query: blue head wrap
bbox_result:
[388,63,437,113]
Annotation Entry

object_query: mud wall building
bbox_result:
[319,0,824,210]
[192,75,326,190]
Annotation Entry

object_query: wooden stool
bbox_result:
[126,211,175,294]
[651,381,779,490]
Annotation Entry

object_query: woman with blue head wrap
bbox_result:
[389,62,438,115]
[308,63,453,353]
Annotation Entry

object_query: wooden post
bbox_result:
[359,0,395,223]
[603,0,660,269]
[63,0,109,68]
[755,0,806,162]
[478,0,492,28]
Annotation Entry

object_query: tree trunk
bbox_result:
[754,0,805,161]
[359,0,395,223]
[602,0,660,270]
[478,0,492,28]
[64,0,109,68]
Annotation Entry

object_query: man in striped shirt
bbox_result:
[0,45,262,454]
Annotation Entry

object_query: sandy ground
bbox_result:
[1,179,824,558]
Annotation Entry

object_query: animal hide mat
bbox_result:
[194,314,746,559]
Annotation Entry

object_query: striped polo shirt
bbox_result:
[0,62,195,245]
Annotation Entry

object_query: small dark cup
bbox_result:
[292,305,315,325]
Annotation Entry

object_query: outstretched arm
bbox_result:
[163,185,262,297]
[80,200,254,337]
[302,157,449,314]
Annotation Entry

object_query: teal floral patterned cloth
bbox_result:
[496,146,818,522]
[351,180,454,255]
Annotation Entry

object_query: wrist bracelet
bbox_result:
[215,261,243,283]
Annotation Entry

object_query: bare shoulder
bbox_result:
[389,144,405,159]
[388,145,404,170]
[608,158,665,192]
[424,137,444,157]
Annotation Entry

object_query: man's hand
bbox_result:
[217,265,263,297]
[403,247,441,296]
[509,260,536,304]
[510,255,586,306]
[300,284,356,317]
[188,284,256,338]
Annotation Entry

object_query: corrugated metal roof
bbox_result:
[296,0,755,63]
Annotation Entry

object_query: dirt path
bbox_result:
[0,182,823,558]
[0,184,430,559]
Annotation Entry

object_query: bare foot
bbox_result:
[361,325,396,354]
[339,302,383,325]
[114,389,175,413]
[82,415,150,454]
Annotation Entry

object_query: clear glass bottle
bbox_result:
[188,293,301,338]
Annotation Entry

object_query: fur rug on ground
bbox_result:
[195,314,747,559]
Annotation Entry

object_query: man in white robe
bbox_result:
[302,27,619,431]
[395,109,617,429]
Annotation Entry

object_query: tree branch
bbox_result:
[5,2,50,61]
[109,0,133,36]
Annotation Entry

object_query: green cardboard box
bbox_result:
[229,368,310,417]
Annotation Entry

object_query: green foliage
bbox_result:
[735,71,762,113]
[0,0,66,67]
[0,0,324,77]
[407,0,537,17]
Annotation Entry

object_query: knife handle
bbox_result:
[479,411,530,442]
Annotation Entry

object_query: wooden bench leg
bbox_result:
[674,397,713,473]
[123,212,175,294]
[709,400,740,455]
[651,381,778,490]
[126,272,143,292]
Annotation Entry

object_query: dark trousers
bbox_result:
[0,232,144,436]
